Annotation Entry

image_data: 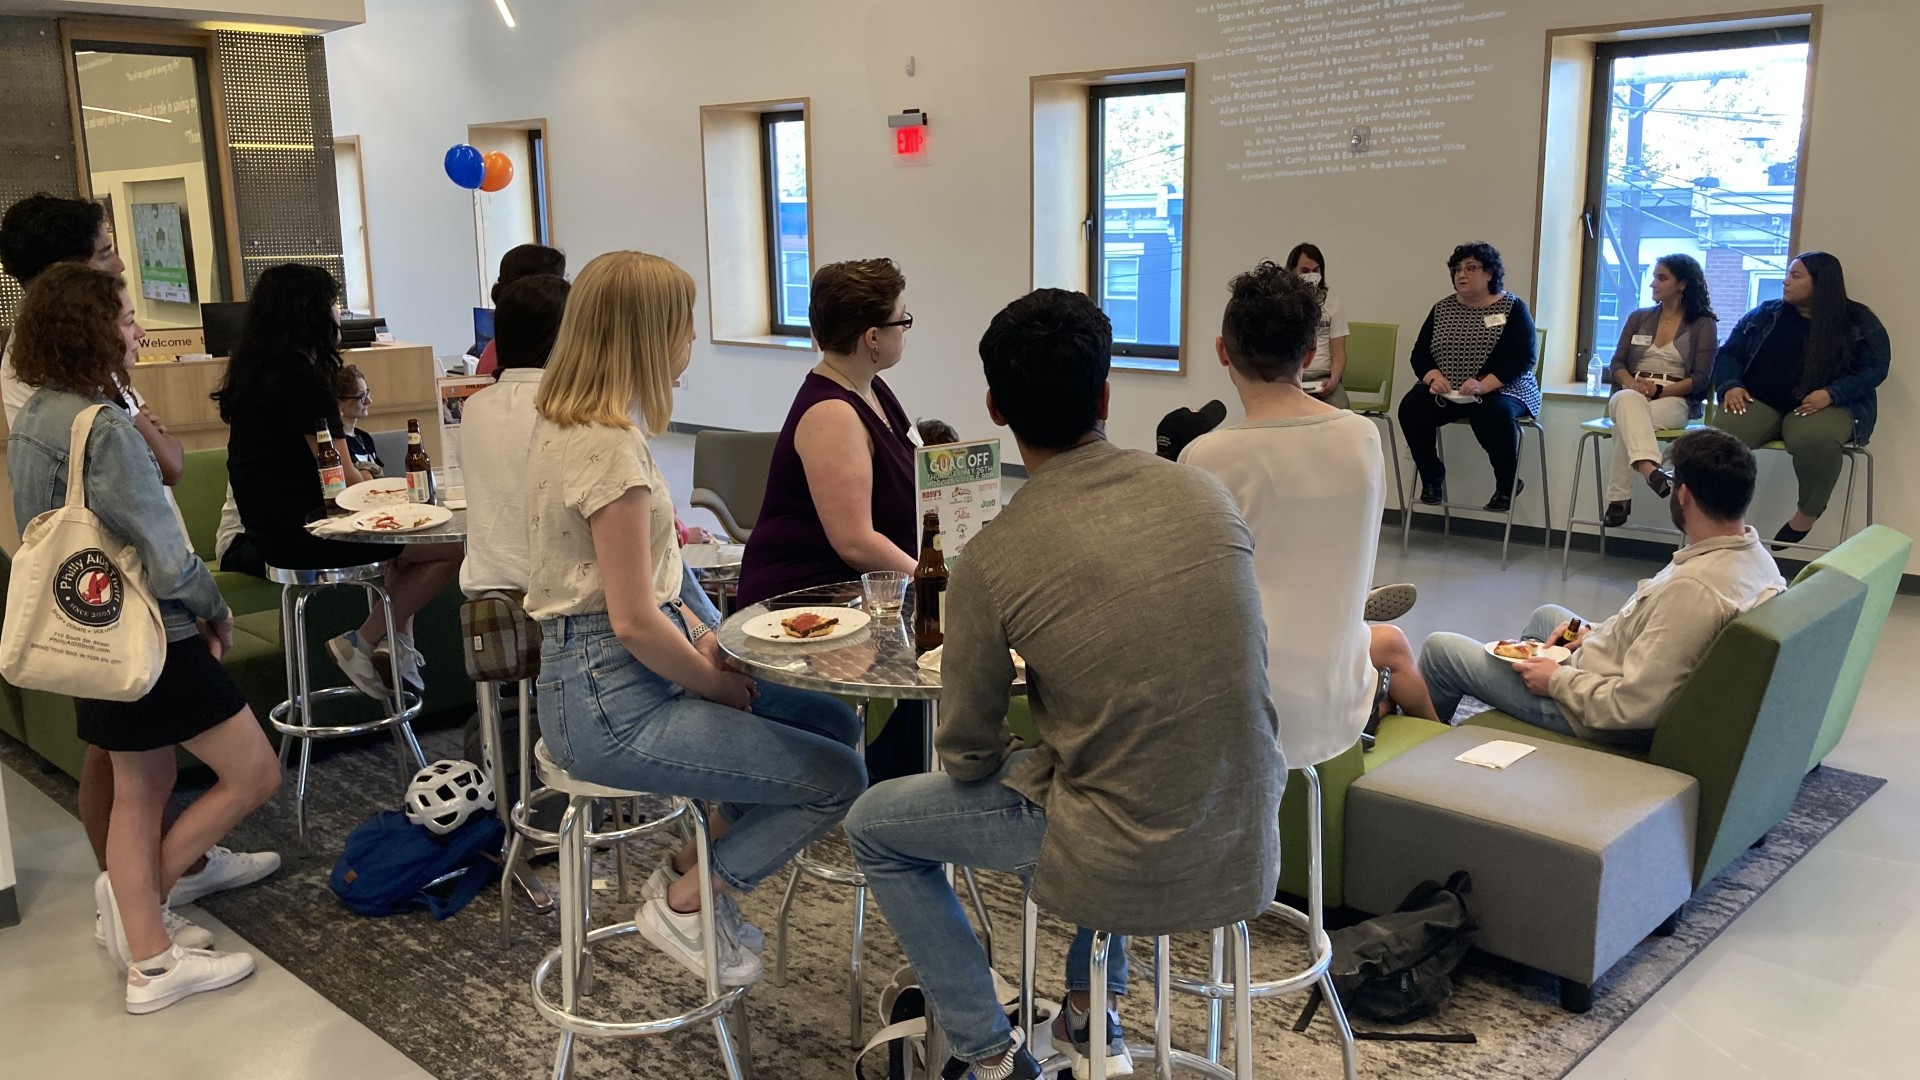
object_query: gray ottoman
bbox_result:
[1343,726,1698,1012]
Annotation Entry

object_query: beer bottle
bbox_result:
[913,510,949,653]
[405,418,434,504]
[316,421,346,514]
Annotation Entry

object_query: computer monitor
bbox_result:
[471,307,494,356]
[200,301,250,358]
[339,316,387,347]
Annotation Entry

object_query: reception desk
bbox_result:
[0,342,445,551]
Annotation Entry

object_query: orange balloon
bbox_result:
[479,151,514,192]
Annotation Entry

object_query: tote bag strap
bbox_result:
[62,404,109,513]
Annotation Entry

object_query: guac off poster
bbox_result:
[914,439,1001,565]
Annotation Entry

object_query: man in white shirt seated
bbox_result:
[459,274,569,598]
[1420,428,1785,741]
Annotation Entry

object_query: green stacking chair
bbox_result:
[1341,321,1406,526]
[1789,525,1912,769]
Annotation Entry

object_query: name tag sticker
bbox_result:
[1631,334,1653,346]
[1483,313,1508,328]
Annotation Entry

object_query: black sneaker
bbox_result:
[1418,478,1446,505]
[1770,522,1811,551]
[1052,1002,1134,1076]
[943,1027,1042,1080]
[1485,478,1525,513]
[1645,467,1673,499]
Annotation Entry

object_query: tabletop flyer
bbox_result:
[435,375,491,499]
[915,439,1002,564]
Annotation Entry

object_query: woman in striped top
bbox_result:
[1396,241,1541,512]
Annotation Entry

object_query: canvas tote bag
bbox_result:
[1,404,167,701]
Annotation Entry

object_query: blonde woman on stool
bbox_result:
[1602,254,1718,527]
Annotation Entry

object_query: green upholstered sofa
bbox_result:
[1462,563,1868,887]
[0,446,474,780]
[1787,525,1911,770]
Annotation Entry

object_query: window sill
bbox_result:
[1543,380,1609,404]
[713,335,814,353]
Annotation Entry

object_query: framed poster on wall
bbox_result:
[130,200,199,305]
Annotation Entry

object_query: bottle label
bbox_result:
[408,469,432,504]
[319,464,346,499]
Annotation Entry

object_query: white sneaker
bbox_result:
[125,944,256,1015]
[635,898,763,987]
[169,846,281,907]
[373,635,426,692]
[328,631,391,700]
[642,861,763,953]
[95,872,214,966]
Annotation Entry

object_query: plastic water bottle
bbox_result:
[1586,354,1606,395]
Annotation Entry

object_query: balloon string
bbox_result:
[474,187,487,307]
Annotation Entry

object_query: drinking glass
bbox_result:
[862,571,910,619]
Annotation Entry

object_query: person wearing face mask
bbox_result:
[737,257,943,783]
[1285,242,1351,408]
[1711,251,1889,548]
[1415,429,1783,742]
[1601,254,1718,527]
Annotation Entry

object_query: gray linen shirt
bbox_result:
[936,439,1285,936]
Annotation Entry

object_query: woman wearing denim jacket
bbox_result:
[524,251,866,989]
[8,265,279,1013]
[1712,252,1890,546]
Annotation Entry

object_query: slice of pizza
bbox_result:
[780,612,841,639]
[1491,638,1537,661]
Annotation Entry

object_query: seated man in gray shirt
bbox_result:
[846,289,1284,1080]
[1420,428,1785,741]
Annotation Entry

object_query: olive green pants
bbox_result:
[1713,401,1856,517]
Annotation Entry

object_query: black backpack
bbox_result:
[1325,871,1477,1025]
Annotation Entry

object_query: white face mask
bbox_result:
[1298,271,1322,285]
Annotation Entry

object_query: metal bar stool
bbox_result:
[267,563,425,844]
[528,740,754,1080]
[1171,766,1358,1080]
[1559,415,1708,580]
[1012,895,1239,1079]
[476,678,556,939]
[1755,440,1875,558]
[1399,414,1553,569]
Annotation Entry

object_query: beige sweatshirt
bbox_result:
[1550,527,1785,735]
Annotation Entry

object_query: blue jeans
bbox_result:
[535,605,867,893]
[846,750,1128,1063]
[1419,604,1577,735]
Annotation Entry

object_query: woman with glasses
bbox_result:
[334,364,382,476]
[738,258,933,782]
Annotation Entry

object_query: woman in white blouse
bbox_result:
[1602,254,1718,527]
[1285,243,1351,408]
[525,251,866,988]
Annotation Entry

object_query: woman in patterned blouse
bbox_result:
[1396,241,1542,512]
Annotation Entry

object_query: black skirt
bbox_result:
[75,635,251,752]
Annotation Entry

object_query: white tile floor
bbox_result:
[1,433,1913,1078]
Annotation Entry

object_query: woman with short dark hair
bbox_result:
[1712,251,1890,546]
[1600,254,1718,527]
[1396,241,1541,511]
[9,264,280,1012]
[737,257,934,781]
[474,243,567,376]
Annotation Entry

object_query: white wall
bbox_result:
[326,0,1920,572]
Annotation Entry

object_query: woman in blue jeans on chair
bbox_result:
[525,250,867,988]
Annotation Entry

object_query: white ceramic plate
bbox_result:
[1301,380,1327,395]
[681,542,746,570]
[1440,392,1480,404]
[1485,639,1572,664]
[741,606,871,644]
[347,504,453,533]
[337,478,414,512]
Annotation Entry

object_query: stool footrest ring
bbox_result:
[270,686,423,739]
[531,922,750,1038]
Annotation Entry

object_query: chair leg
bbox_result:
[1090,930,1113,1078]
[772,863,802,987]
[291,588,317,847]
[1559,978,1594,1014]
[1232,922,1254,1080]
[1536,421,1553,554]
[551,798,584,1080]
[1206,927,1226,1062]
[1561,433,1586,580]
[1152,936,1175,1080]
[1020,890,1039,1048]
[849,884,867,1048]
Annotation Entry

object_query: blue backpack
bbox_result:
[330,810,504,919]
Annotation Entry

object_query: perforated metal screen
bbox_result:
[214,30,345,295]
[0,17,82,327]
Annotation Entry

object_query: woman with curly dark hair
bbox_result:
[9,264,280,1013]
[214,263,462,699]
[1397,241,1541,511]
[1600,253,1719,526]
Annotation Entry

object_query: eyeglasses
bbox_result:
[878,313,914,330]
[342,391,372,404]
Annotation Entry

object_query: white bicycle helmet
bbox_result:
[404,759,496,836]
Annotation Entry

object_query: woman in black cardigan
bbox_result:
[1397,241,1542,511]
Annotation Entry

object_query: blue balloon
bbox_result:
[444,144,485,190]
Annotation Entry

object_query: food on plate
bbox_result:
[365,510,435,532]
[780,612,841,639]
[1491,638,1539,661]
[363,483,410,506]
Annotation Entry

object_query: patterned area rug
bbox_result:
[1,728,1882,1080]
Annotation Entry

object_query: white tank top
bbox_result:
[1636,340,1688,380]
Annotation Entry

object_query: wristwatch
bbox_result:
[689,622,714,646]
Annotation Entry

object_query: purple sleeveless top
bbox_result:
[737,372,918,606]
